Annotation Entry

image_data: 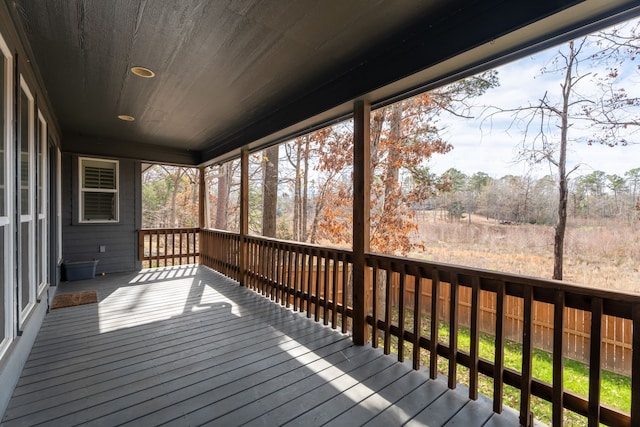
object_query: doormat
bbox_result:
[51,290,98,309]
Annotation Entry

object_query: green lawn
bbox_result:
[381,311,631,426]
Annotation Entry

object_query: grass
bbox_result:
[380,310,631,426]
[414,215,640,292]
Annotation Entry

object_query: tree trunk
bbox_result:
[553,41,576,281]
[554,178,568,280]
[167,168,185,227]
[293,139,302,240]
[215,164,229,230]
[302,137,310,241]
[262,145,279,237]
[382,103,403,216]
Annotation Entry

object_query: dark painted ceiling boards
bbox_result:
[11,0,640,165]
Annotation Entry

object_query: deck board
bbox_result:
[2,265,520,426]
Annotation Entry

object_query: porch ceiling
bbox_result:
[10,0,640,165]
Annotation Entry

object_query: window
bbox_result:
[0,31,11,360]
[36,112,47,295]
[18,76,35,323]
[79,157,118,222]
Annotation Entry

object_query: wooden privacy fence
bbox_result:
[198,228,640,425]
[138,228,200,268]
[390,276,633,376]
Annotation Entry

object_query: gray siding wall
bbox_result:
[62,154,142,274]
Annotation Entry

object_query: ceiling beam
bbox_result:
[62,133,200,166]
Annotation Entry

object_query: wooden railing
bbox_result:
[199,229,640,426]
[365,254,640,426]
[200,229,240,279]
[200,229,353,333]
[138,228,200,268]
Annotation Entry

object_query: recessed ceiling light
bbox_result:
[118,115,135,121]
[130,66,155,78]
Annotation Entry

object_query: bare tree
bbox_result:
[262,145,279,237]
[485,29,640,279]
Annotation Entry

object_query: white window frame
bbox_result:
[36,111,47,297]
[0,30,14,361]
[18,75,35,327]
[79,157,119,223]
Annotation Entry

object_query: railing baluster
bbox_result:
[307,250,313,318]
[341,254,348,334]
[430,268,440,379]
[277,244,282,304]
[372,264,379,347]
[151,231,154,268]
[187,230,190,265]
[183,230,187,265]
[301,251,307,313]
[270,241,275,299]
[152,230,157,267]
[413,267,422,370]
[275,243,282,303]
[553,291,565,426]
[270,242,275,298]
[469,275,480,400]
[262,241,267,295]
[252,239,258,290]
[162,230,166,266]
[277,244,283,303]
[194,229,198,263]
[315,250,321,322]
[520,285,534,427]
[286,247,292,308]
[332,252,338,329]
[494,280,506,413]
[292,249,299,311]
[246,239,252,288]
[384,268,392,355]
[588,297,603,427]
[448,273,459,388]
[398,266,406,363]
[169,230,174,266]
[324,252,329,325]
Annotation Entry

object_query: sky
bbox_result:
[426,23,640,180]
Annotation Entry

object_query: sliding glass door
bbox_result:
[0,33,12,359]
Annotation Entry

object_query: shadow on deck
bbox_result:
[2,265,520,426]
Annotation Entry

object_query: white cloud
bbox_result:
[429,34,640,179]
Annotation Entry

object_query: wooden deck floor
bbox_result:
[2,265,520,427]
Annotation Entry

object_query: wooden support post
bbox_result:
[352,99,371,346]
[198,167,206,228]
[198,167,206,264]
[239,148,249,287]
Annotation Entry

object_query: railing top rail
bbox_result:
[201,228,240,236]
[201,228,640,307]
[140,227,201,232]
[202,228,353,258]
[245,235,353,258]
